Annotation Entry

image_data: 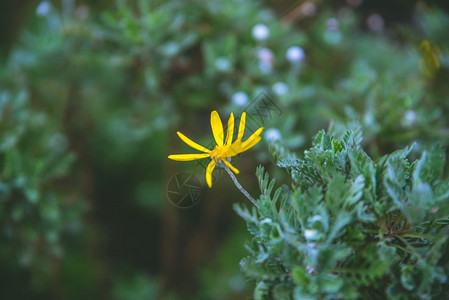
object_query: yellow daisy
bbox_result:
[168,110,263,188]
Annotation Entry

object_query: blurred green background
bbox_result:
[0,0,448,299]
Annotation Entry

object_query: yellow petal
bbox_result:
[241,127,263,152]
[237,112,246,141]
[210,110,224,146]
[225,113,234,146]
[177,132,211,153]
[222,159,240,174]
[244,127,264,143]
[205,160,216,188]
[241,136,261,152]
[222,141,242,157]
[168,153,210,161]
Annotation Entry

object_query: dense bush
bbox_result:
[236,129,449,299]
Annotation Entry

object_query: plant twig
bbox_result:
[222,164,259,208]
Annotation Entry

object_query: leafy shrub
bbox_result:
[0,88,81,297]
[236,129,449,299]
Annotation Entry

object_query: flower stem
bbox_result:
[222,164,259,208]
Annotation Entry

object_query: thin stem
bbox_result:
[222,164,259,208]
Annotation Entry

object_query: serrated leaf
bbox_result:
[344,175,365,208]
[413,147,445,185]
[254,281,269,300]
[320,274,343,293]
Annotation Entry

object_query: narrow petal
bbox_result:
[244,127,264,144]
[227,141,243,156]
[240,127,264,152]
[237,112,246,141]
[168,153,210,161]
[222,159,240,174]
[177,132,211,153]
[210,110,224,146]
[241,136,261,152]
[225,113,234,146]
[205,160,216,188]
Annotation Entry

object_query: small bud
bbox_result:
[326,18,339,31]
[215,57,231,72]
[252,24,270,41]
[36,1,51,16]
[286,46,305,63]
[258,48,274,74]
[272,82,289,96]
[264,128,282,142]
[402,110,417,127]
[232,92,249,106]
[304,229,318,240]
[367,14,384,32]
[306,266,316,274]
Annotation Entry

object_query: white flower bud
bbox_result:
[258,48,274,73]
[215,57,231,72]
[272,82,289,96]
[231,92,249,106]
[304,229,318,240]
[36,1,51,16]
[402,110,417,127]
[264,128,282,142]
[252,24,270,41]
[286,46,305,63]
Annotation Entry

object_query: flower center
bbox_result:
[210,145,231,161]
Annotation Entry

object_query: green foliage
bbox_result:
[236,130,449,299]
[1,0,449,299]
[0,88,83,295]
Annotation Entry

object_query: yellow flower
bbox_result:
[419,40,440,77]
[168,110,263,188]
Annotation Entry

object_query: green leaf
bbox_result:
[292,266,310,286]
[400,265,415,291]
[320,274,343,293]
[413,147,445,185]
[254,281,269,300]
